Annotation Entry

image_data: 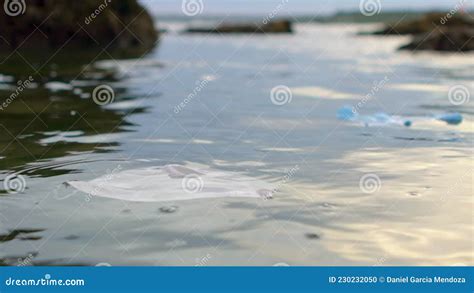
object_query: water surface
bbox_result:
[0,22,472,266]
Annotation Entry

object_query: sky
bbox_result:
[140,0,469,16]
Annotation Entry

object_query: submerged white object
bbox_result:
[67,163,275,202]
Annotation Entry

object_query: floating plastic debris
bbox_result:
[67,163,275,203]
[435,113,463,125]
[337,106,356,121]
[337,106,463,127]
[337,106,411,127]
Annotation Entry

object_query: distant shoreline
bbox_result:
[151,10,471,24]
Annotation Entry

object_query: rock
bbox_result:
[185,19,292,34]
[399,27,474,52]
[370,12,474,52]
[373,12,473,35]
[0,0,158,51]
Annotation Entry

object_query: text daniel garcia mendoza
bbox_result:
[386,276,465,283]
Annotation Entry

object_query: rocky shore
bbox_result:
[373,12,474,52]
[399,26,474,52]
[185,19,292,34]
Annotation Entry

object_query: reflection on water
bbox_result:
[0,50,150,177]
[0,229,44,243]
[0,23,472,266]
